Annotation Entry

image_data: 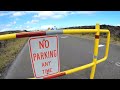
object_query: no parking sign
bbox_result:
[28,35,60,78]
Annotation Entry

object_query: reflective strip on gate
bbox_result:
[0,23,110,79]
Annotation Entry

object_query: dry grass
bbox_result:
[68,34,120,46]
[0,38,28,73]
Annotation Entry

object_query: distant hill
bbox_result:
[0,30,29,48]
[0,30,29,35]
[62,24,120,38]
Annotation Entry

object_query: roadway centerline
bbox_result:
[98,44,105,47]
[60,36,69,38]
[115,62,120,67]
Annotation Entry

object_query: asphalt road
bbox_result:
[4,35,120,79]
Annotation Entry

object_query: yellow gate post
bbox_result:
[90,23,100,79]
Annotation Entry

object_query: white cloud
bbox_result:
[13,21,16,24]
[40,25,55,30]
[26,20,39,24]
[6,21,16,27]
[0,11,26,17]
[15,25,39,31]
[15,26,18,28]
[34,11,54,17]
[2,21,16,28]
[21,26,31,30]
[33,11,96,19]
[0,11,13,16]
[12,11,26,17]
[116,24,120,26]
[0,21,17,32]
[51,15,63,19]
[0,28,13,32]
[74,11,96,14]
[0,11,97,19]
[33,11,70,19]
[15,25,30,30]
[18,25,23,29]
[15,18,20,21]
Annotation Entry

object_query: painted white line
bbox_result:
[115,62,120,67]
[98,44,104,47]
[61,36,69,38]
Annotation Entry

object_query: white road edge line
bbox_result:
[115,62,120,67]
[98,44,105,47]
[61,36,69,38]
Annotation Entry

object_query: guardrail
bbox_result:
[0,23,110,79]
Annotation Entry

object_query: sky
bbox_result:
[0,11,120,32]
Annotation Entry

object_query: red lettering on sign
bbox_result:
[42,61,51,67]
[54,50,57,57]
[39,39,49,49]
[50,51,54,57]
[37,53,40,60]
[42,68,52,75]
[32,50,57,61]
[45,40,49,48]
[47,51,50,58]
[44,52,47,59]
[39,40,44,49]
[33,54,36,61]
[41,52,44,59]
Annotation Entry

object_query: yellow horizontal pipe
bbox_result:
[97,56,107,64]
[63,29,109,34]
[63,29,98,34]
[100,30,109,33]
[0,34,16,40]
[28,77,37,79]
[65,62,94,75]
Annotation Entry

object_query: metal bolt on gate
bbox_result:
[0,23,110,79]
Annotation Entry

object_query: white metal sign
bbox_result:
[28,35,60,78]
